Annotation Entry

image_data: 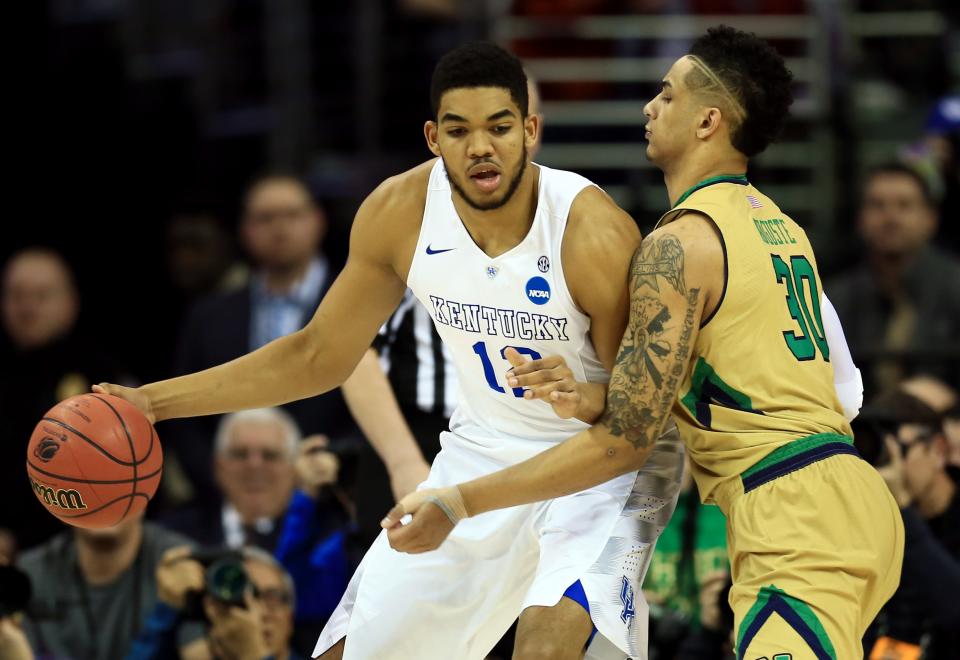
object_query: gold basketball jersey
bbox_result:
[657,175,850,503]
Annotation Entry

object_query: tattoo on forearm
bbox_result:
[601,233,699,450]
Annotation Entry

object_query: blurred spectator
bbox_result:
[863,389,959,659]
[167,175,355,499]
[0,248,134,550]
[17,514,202,660]
[166,211,248,302]
[901,375,958,416]
[828,164,960,391]
[275,435,352,653]
[901,375,960,468]
[644,456,729,659]
[902,97,960,251]
[129,545,304,660]
[164,408,300,552]
[0,528,16,565]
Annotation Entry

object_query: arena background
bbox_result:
[4,0,954,383]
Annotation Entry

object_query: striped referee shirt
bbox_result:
[373,289,458,419]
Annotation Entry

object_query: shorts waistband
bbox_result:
[712,433,858,513]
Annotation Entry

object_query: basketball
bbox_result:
[25,393,163,529]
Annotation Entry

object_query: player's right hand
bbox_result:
[92,382,156,424]
[156,546,205,611]
[503,348,582,419]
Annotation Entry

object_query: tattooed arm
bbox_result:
[382,214,723,551]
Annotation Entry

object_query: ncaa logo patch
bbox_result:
[525,276,551,305]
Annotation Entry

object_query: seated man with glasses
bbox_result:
[163,408,306,552]
[128,545,303,660]
[856,387,960,660]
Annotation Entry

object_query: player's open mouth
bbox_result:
[469,165,501,193]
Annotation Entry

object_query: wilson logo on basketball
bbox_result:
[34,437,61,462]
[29,477,87,510]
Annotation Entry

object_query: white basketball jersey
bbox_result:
[407,160,608,461]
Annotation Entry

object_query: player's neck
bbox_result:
[75,524,143,586]
[664,151,748,207]
[916,471,956,519]
[453,165,540,258]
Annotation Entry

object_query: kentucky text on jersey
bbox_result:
[429,294,571,341]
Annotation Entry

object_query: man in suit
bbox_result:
[168,175,354,498]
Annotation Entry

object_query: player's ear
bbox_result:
[696,107,723,140]
[424,121,441,156]
[524,113,540,151]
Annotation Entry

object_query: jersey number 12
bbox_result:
[472,341,542,397]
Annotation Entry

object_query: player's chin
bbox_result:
[463,190,510,211]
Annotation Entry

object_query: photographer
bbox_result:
[129,546,302,660]
[274,434,351,652]
[16,514,202,660]
[859,389,960,659]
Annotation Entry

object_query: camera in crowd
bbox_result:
[182,548,254,620]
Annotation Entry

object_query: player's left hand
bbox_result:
[381,486,467,553]
[503,348,581,419]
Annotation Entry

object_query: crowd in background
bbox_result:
[2,1,959,659]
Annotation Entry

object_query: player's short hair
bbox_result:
[430,42,529,119]
[863,162,935,207]
[214,407,301,459]
[687,26,794,157]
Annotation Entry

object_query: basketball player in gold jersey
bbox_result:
[387,27,904,659]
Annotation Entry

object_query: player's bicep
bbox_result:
[564,187,641,371]
[301,192,408,378]
[585,280,631,373]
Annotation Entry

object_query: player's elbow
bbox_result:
[297,330,352,390]
[600,438,653,475]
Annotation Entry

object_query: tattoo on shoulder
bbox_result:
[631,233,686,295]
[600,232,699,451]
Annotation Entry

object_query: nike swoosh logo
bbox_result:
[426,245,456,255]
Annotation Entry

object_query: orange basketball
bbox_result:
[25,393,163,529]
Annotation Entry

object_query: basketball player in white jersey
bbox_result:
[95,42,682,659]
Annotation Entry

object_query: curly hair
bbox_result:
[688,26,794,157]
[430,42,528,119]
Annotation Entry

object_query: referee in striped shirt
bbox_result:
[341,289,457,549]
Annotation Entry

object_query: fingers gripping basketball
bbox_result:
[25,393,163,528]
